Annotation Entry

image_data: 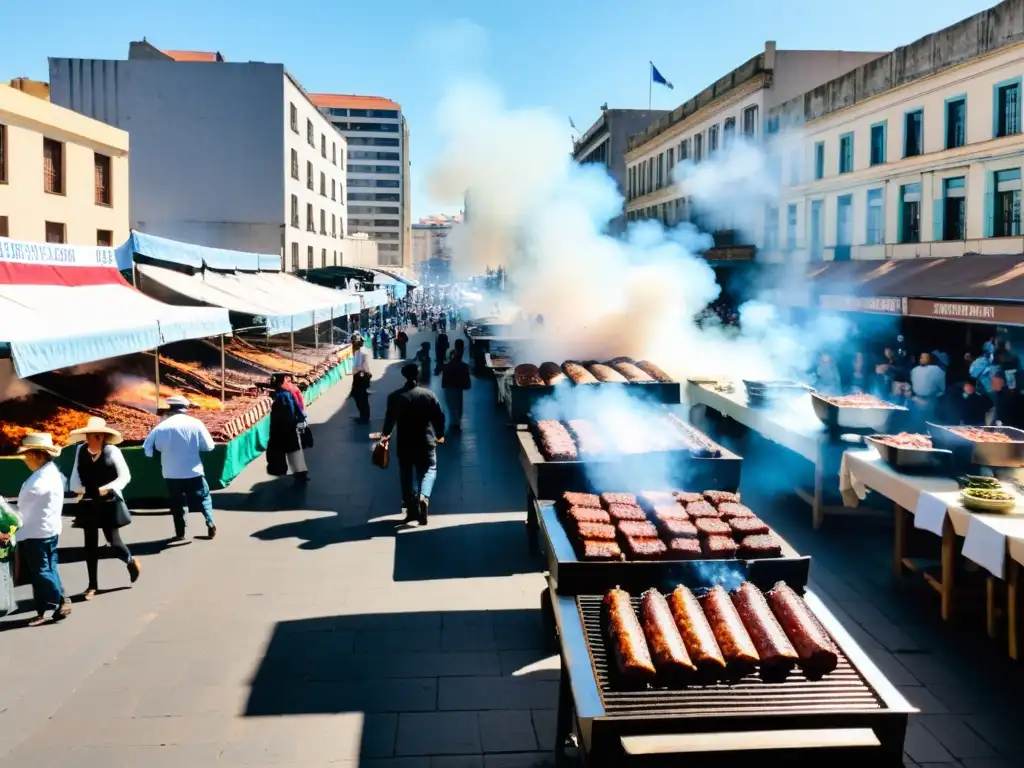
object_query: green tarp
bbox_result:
[0,355,353,500]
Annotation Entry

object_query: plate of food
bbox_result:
[959,481,1018,513]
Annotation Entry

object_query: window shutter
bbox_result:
[984,172,995,237]
[933,198,943,242]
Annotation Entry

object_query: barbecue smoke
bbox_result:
[0,359,38,402]
[427,78,848,383]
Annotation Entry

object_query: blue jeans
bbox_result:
[166,476,215,535]
[19,535,64,614]
[399,449,438,510]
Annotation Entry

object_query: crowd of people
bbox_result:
[1,396,220,626]
[812,334,1023,430]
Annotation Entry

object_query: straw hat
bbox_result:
[16,432,62,457]
[165,395,192,409]
[67,417,123,445]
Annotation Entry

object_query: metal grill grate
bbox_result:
[578,595,884,718]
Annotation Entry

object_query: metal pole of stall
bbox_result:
[330,309,335,346]
[220,334,227,407]
[154,346,161,411]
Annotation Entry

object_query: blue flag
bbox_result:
[651,62,673,90]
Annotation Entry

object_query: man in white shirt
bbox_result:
[14,433,71,626]
[351,334,373,424]
[143,396,217,541]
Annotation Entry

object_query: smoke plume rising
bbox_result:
[427,76,851,384]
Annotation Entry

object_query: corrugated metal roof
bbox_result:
[309,93,401,111]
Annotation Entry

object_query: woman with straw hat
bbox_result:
[14,432,71,626]
[68,417,140,599]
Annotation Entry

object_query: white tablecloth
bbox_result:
[843,449,1024,578]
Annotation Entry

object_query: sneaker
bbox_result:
[207,524,217,539]
[127,558,142,584]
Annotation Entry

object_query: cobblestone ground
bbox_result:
[0,329,1020,767]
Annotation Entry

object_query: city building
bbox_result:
[764,0,1024,263]
[412,213,461,282]
[624,42,886,256]
[48,40,351,272]
[311,94,411,271]
[572,107,668,232]
[0,83,128,245]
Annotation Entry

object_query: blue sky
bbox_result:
[3,0,996,218]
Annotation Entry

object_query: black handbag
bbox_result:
[300,423,315,449]
[111,496,132,528]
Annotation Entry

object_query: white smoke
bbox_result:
[0,359,38,402]
[427,77,850,383]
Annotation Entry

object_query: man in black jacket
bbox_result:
[441,340,471,432]
[381,364,446,525]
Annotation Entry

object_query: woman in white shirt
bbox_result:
[15,433,71,627]
[68,418,140,599]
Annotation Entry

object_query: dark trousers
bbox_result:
[397,342,407,360]
[166,476,215,536]
[352,374,371,422]
[83,525,132,589]
[19,535,64,613]
[399,449,438,511]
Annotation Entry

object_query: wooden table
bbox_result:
[844,449,1024,658]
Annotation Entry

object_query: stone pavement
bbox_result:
[0,328,1022,766]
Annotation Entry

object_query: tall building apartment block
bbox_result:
[312,95,411,271]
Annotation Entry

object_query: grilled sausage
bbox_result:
[731,582,798,678]
[667,585,726,674]
[699,585,759,673]
[766,582,839,677]
[603,588,657,686]
[640,589,695,683]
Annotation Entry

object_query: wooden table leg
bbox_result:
[1009,560,1019,660]
[893,502,907,579]
[812,455,825,530]
[987,576,997,639]
[940,515,956,622]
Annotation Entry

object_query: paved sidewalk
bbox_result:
[1,328,1022,766]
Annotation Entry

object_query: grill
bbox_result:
[535,499,811,595]
[552,590,914,766]
[518,425,742,506]
[579,595,880,717]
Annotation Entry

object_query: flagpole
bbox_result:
[648,62,652,110]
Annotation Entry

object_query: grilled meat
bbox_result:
[607,503,649,522]
[667,585,726,673]
[514,364,545,387]
[640,589,696,681]
[604,588,657,685]
[737,534,783,559]
[581,540,624,561]
[610,361,654,382]
[729,517,770,537]
[703,490,740,505]
[617,520,659,539]
[622,536,667,560]
[731,582,798,677]
[702,535,739,559]
[665,537,703,559]
[766,582,839,677]
[717,502,756,520]
[562,361,598,385]
[699,585,759,671]
[635,360,674,383]
[565,506,612,524]
[576,521,616,541]
[587,363,628,383]
[538,361,565,386]
[694,518,731,537]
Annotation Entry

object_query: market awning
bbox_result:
[796,254,1024,324]
[128,233,360,335]
[0,237,231,378]
[373,267,418,288]
[359,289,389,309]
[369,269,407,299]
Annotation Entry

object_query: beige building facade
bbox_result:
[765,0,1024,262]
[0,83,128,246]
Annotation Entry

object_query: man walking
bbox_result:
[441,339,471,432]
[351,334,372,424]
[381,364,446,525]
[143,395,218,540]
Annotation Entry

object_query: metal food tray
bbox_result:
[864,435,952,475]
[743,379,811,399]
[551,585,915,766]
[536,500,809,595]
[811,392,906,433]
[517,426,742,503]
[927,424,1024,468]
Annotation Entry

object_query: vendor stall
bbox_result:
[841,449,1024,658]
